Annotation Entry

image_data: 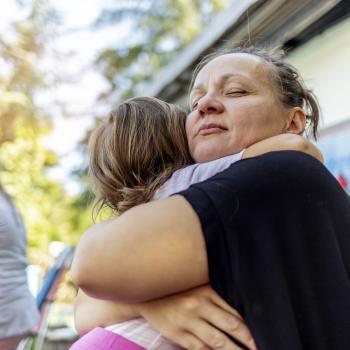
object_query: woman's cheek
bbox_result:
[185,113,196,138]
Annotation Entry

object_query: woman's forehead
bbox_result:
[194,53,270,87]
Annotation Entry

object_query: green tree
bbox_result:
[0,133,91,250]
[0,0,93,251]
[95,0,230,102]
[0,0,56,144]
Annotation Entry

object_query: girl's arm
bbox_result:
[242,133,324,162]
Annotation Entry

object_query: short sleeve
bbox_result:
[180,182,240,305]
[179,151,350,350]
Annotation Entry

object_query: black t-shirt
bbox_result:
[180,151,350,350]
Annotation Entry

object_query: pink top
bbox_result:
[70,327,145,350]
[153,150,245,200]
[106,319,179,349]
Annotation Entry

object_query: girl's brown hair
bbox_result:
[190,45,321,139]
[89,96,192,216]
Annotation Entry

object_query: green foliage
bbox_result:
[95,0,230,102]
[0,122,93,251]
[0,0,57,144]
[0,0,93,251]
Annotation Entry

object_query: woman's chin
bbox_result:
[192,147,228,163]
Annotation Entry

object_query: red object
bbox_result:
[337,174,348,189]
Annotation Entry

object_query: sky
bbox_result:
[40,0,112,193]
[1,0,130,193]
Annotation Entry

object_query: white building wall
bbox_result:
[286,16,350,129]
[285,17,350,192]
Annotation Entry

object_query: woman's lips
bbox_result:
[197,124,227,136]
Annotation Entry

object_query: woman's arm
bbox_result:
[74,289,138,335]
[242,133,324,162]
[72,142,322,302]
[71,195,208,302]
[74,286,256,350]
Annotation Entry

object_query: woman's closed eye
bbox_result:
[191,101,199,110]
[225,89,247,96]
[190,89,247,109]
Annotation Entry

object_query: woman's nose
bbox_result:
[197,96,224,116]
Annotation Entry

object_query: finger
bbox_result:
[186,318,247,350]
[207,289,244,320]
[169,330,211,350]
[198,301,256,350]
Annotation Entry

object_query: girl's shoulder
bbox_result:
[153,150,245,200]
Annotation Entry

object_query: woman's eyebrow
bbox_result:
[191,84,205,94]
[190,74,255,100]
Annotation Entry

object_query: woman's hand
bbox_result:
[137,285,256,350]
[75,285,256,349]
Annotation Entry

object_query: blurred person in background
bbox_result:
[0,185,39,350]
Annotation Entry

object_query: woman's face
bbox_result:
[186,53,290,163]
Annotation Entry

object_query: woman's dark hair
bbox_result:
[190,46,320,139]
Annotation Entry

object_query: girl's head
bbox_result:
[89,96,192,215]
[187,46,321,162]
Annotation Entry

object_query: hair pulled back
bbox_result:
[190,45,320,139]
[89,96,192,216]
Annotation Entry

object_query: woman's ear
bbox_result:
[285,107,306,134]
